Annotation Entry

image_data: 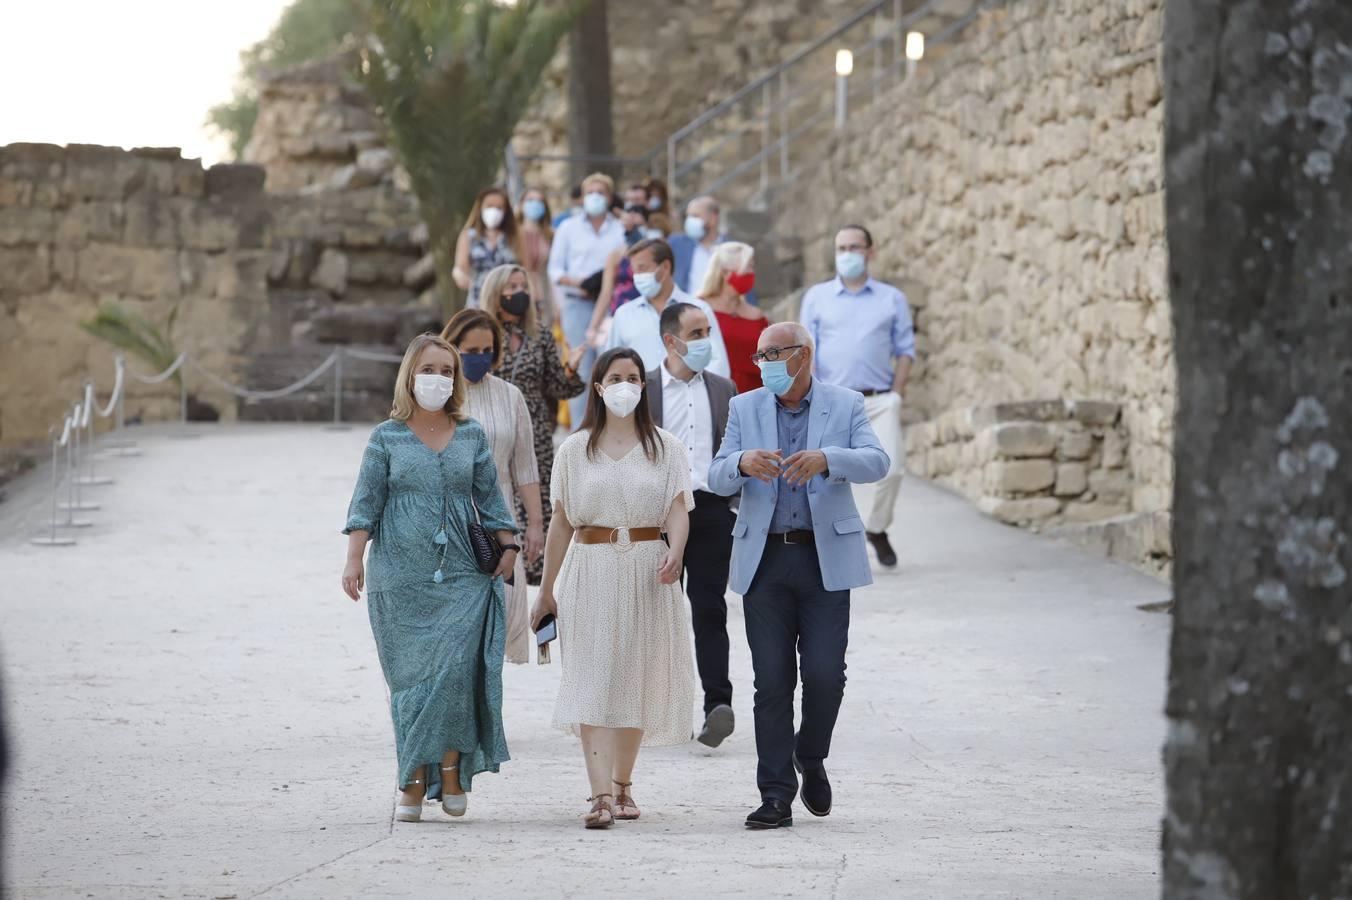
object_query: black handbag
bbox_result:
[467,519,503,576]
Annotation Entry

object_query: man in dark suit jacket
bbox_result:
[647,301,740,747]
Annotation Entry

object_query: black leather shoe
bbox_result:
[794,753,832,817]
[867,531,897,567]
[745,799,793,829]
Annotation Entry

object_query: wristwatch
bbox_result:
[501,543,522,553]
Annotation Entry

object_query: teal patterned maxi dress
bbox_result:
[343,418,517,798]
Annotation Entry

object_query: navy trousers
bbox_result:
[742,539,851,806]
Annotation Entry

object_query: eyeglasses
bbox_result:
[751,345,804,364]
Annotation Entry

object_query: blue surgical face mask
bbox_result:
[633,271,662,299]
[683,215,707,241]
[835,251,867,280]
[676,337,713,373]
[647,196,663,211]
[583,191,609,217]
[522,199,546,222]
[758,359,797,396]
[461,352,494,384]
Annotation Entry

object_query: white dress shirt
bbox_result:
[660,360,713,493]
[547,214,626,299]
[687,240,714,294]
[603,287,731,377]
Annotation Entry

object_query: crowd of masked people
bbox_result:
[341,170,916,830]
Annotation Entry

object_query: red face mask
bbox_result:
[727,271,756,295]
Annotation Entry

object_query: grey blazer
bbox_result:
[646,366,737,455]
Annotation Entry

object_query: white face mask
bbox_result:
[413,373,455,412]
[481,207,504,229]
[601,381,642,418]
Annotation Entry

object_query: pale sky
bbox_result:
[0,0,292,165]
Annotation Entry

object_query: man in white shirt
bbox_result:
[547,171,627,428]
[603,238,731,378]
[644,301,739,748]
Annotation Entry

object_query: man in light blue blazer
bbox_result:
[708,322,889,829]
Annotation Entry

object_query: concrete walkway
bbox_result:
[1,423,1170,899]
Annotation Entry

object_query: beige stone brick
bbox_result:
[1060,499,1132,523]
[986,459,1056,495]
[1070,400,1121,426]
[1089,468,1131,501]
[1102,429,1127,468]
[1054,463,1089,497]
[1059,430,1095,460]
[979,495,1062,524]
[990,422,1056,458]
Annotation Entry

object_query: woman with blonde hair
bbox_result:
[698,241,768,394]
[342,333,519,823]
[454,186,525,308]
[479,263,586,584]
[441,308,542,664]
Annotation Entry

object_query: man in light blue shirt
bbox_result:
[547,172,627,427]
[604,238,731,378]
[799,224,914,567]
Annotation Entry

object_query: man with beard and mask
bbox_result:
[603,238,730,378]
[707,322,889,829]
[799,225,915,569]
[645,302,739,748]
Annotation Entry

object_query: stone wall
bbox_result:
[0,144,271,446]
[771,0,1172,522]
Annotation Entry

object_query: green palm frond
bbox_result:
[357,0,589,311]
[80,300,182,385]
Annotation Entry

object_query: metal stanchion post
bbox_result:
[325,348,351,432]
[79,382,114,486]
[58,407,93,529]
[171,358,200,440]
[60,401,100,512]
[32,426,76,546]
[108,356,141,456]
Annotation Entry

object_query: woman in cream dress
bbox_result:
[442,309,542,664]
[533,347,695,829]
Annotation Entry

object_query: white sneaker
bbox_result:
[394,804,422,823]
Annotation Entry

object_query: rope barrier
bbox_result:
[187,351,339,400]
[81,383,95,429]
[58,414,72,448]
[95,357,125,419]
[128,352,187,385]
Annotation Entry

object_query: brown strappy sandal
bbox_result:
[613,781,640,820]
[585,793,615,829]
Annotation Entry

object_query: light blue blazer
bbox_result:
[708,381,890,594]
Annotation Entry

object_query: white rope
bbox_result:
[128,352,186,385]
[96,356,125,418]
[342,347,405,364]
[58,415,72,448]
[81,383,95,428]
[187,351,339,400]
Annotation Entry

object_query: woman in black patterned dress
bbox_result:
[479,263,586,583]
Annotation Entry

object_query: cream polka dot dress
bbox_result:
[550,428,696,746]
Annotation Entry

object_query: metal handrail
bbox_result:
[666,0,944,144]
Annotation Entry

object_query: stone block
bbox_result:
[1059,429,1094,460]
[205,164,266,199]
[0,245,50,294]
[403,252,436,290]
[1070,399,1121,426]
[1054,462,1088,497]
[311,248,349,296]
[972,399,1068,426]
[1101,428,1127,468]
[1060,499,1132,523]
[985,459,1056,495]
[0,206,56,245]
[1088,468,1131,501]
[989,422,1055,458]
[75,244,180,297]
[978,495,1062,524]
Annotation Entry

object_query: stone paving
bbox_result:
[0,423,1170,898]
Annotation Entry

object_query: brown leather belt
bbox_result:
[771,530,815,545]
[574,526,664,545]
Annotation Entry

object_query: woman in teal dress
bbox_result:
[341,333,520,823]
